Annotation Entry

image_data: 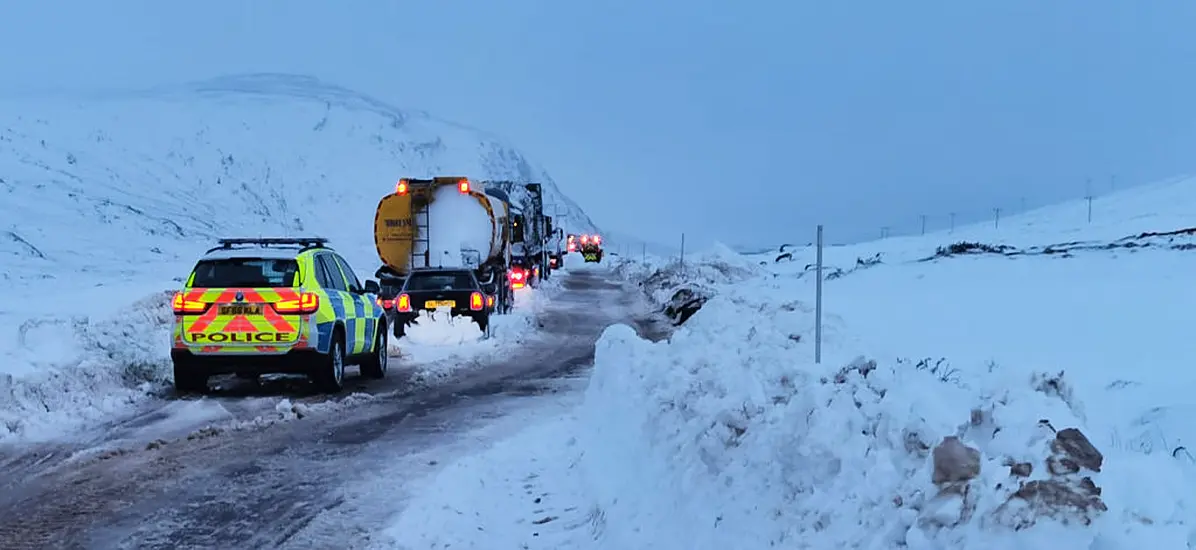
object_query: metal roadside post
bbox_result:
[815,225,823,364]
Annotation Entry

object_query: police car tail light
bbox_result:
[396,293,412,312]
[376,297,394,309]
[274,292,320,314]
[172,292,208,313]
[469,292,484,311]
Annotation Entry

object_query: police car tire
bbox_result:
[173,363,208,394]
[312,331,346,393]
[361,325,387,379]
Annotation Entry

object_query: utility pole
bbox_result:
[680,233,686,268]
[949,212,956,233]
[920,214,927,236]
[993,207,1001,229]
[642,242,646,263]
[1086,195,1093,223]
[815,225,823,364]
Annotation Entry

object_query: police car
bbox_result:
[170,237,388,394]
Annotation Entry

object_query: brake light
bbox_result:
[376,297,394,309]
[172,292,208,313]
[396,293,412,312]
[509,269,525,281]
[458,179,470,193]
[581,235,589,244]
[396,179,409,194]
[274,292,320,314]
[486,295,495,307]
[568,243,576,252]
[593,235,602,244]
[470,291,484,311]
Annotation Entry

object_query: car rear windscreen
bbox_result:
[405,272,474,291]
[190,258,300,288]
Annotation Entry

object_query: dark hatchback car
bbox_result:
[388,267,492,337]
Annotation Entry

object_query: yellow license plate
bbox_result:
[425,300,456,308]
[219,304,263,315]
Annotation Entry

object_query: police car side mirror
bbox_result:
[363,279,381,295]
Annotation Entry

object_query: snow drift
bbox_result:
[0,73,596,442]
[581,243,1196,548]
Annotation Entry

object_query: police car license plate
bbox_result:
[219,304,263,315]
[424,300,455,309]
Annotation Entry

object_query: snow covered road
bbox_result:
[0,268,662,549]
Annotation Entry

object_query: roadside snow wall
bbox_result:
[0,291,174,442]
[579,251,1196,549]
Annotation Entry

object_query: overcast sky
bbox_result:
[3,1,1195,248]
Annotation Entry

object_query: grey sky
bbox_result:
[3,1,1195,248]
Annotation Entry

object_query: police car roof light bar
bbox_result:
[214,237,330,249]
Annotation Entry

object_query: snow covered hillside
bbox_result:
[0,73,595,441]
[583,176,1196,548]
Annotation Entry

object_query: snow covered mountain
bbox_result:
[0,73,596,292]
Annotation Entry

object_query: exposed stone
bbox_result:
[932,436,981,485]
[1051,428,1103,472]
[1009,462,1032,477]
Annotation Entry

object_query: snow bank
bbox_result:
[0,290,174,443]
[579,248,1196,549]
[390,284,556,386]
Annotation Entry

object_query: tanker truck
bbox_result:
[373,177,515,337]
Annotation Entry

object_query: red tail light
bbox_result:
[396,293,412,312]
[581,235,589,244]
[486,295,495,307]
[458,179,470,193]
[593,235,602,244]
[274,292,320,314]
[470,291,484,311]
[396,179,409,194]
[172,292,208,314]
[376,297,394,309]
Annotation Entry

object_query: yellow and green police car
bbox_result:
[170,237,388,394]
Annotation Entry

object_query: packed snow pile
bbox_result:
[390,283,555,384]
[401,309,486,346]
[580,249,1196,549]
[1,290,174,442]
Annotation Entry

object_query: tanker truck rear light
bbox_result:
[458,179,471,193]
[395,180,409,195]
[469,292,484,311]
[395,293,412,312]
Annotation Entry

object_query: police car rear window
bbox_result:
[405,272,474,291]
[191,258,299,288]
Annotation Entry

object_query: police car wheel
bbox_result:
[312,333,346,393]
[173,362,208,395]
[361,326,387,379]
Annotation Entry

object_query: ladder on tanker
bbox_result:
[412,191,432,269]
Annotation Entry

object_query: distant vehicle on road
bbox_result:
[388,267,492,337]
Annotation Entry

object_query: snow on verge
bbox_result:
[1,291,174,443]
[579,252,1196,549]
